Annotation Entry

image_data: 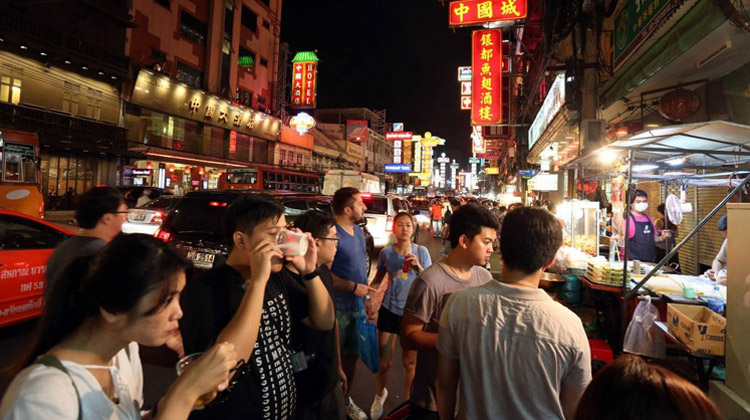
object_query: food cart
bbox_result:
[562,121,750,401]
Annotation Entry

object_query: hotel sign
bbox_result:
[131,70,281,141]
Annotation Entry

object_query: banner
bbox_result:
[471,29,502,125]
[346,120,369,142]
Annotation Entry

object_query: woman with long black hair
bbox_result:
[0,234,237,420]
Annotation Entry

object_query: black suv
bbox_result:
[157,190,374,273]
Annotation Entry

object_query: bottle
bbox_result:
[402,257,411,279]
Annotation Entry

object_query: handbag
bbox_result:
[356,298,380,373]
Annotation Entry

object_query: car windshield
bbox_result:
[140,196,178,209]
[363,196,388,214]
[167,196,236,238]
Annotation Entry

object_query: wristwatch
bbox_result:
[303,269,320,281]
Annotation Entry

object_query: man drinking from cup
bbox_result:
[179,195,334,420]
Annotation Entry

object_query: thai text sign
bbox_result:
[449,0,527,27]
[291,61,317,108]
[385,164,412,173]
[471,29,502,126]
[614,0,675,70]
[386,132,413,141]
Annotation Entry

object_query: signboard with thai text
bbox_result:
[449,0,528,27]
[614,0,676,71]
[471,29,503,126]
[386,132,413,141]
[461,96,472,110]
[385,164,412,173]
[528,173,559,191]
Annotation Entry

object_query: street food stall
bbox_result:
[559,121,750,400]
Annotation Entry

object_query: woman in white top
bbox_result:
[0,234,237,420]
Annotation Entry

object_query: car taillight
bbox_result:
[386,215,393,232]
[155,228,171,243]
[209,201,228,207]
[151,211,164,224]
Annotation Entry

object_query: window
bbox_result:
[259,57,268,67]
[297,154,302,165]
[262,20,270,30]
[227,168,257,185]
[176,62,203,87]
[62,81,80,115]
[151,48,167,62]
[279,150,286,165]
[238,88,253,106]
[0,215,68,250]
[0,76,21,104]
[287,151,294,165]
[2,143,37,183]
[179,11,207,45]
[224,4,234,36]
[241,6,257,32]
[86,88,102,120]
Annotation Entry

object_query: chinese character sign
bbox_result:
[449,0,527,27]
[471,29,502,126]
[291,61,317,108]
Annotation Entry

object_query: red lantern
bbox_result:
[199,168,204,175]
[658,88,700,121]
[168,165,175,172]
[146,162,153,169]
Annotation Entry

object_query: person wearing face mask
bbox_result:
[621,190,671,263]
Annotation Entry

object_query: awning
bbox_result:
[566,121,750,169]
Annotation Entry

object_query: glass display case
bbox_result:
[557,200,601,256]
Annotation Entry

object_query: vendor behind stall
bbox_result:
[706,215,728,284]
[621,190,671,263]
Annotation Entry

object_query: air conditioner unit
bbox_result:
[582,119,605,150]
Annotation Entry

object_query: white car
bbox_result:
[122,196,181,235]
[361,193,412,249]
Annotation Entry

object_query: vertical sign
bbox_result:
[449,0,528,27]
[471,29,502,125]
[291,52,319,108]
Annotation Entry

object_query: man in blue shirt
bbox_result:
[330,187,375,420]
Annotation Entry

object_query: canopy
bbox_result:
[566,121,750,169]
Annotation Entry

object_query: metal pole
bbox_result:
[664,180,670,256]
[620,150,634,351]
[625,174,750,299]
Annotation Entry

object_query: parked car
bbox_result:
[157,190,374,273]
[115,186,174,208]
[361,193,412,249]
[0,209,74,328]
[122,196,182,236]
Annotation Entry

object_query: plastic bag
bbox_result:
[356,299,380,373]
[623,296,666,358]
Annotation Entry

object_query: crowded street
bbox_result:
[1,0,750,419]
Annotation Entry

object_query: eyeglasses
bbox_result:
[316,237,339,242]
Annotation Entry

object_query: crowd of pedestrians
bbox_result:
[0,186,723,420]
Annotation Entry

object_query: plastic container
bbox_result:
[560,289,582,307]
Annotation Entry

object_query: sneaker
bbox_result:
[370,388,389,420]
[346,397,368,420]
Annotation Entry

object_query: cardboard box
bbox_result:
[666,303,726,356]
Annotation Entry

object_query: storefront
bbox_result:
[123,69,282,191]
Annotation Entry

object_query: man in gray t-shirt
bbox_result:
[400,204,497,418]
[437,207,591,420]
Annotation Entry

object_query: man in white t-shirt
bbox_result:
[437,207,591,420]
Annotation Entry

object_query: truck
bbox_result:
[322,169,382,196]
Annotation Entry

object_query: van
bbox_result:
[322,169,382,196]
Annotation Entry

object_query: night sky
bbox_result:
[280,0,473,163]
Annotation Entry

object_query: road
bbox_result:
[0,223,502,417]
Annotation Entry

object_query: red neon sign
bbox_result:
[471,29,502,126]
[385,132,413,141]
[449,0,527,27]
[291,61,317,108]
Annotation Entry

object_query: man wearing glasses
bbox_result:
[283,210,346,419]
[46,186,127,298]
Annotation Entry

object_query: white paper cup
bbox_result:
[276,229,309,256]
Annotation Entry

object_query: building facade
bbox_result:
[0,1,132,209]
[124,0,284,192]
